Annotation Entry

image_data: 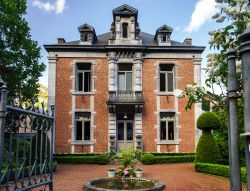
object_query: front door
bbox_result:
[117,121,134,150]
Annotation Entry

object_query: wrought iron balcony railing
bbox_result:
[107,90,144,104]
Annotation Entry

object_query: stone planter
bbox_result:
[135,170,143,178]
[107,171,116,178]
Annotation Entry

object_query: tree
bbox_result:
[0,0,46,100]
[181,0,249,165]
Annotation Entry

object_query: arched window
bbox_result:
[122,23,128,38]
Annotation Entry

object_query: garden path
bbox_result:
[53,163,247,191]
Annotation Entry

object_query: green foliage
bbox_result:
[119,147,136,168]
[197,112,221,131]
[195,132,221,164]
[195,162,246,182]
[154,155,194,164]
[54,154,109,165]
[141,153,195,165]
[151,152,195,156]
[141,154,155,165]
[0,0,46,100]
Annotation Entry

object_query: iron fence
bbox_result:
[0,83,54,191]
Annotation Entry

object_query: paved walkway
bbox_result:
[53,163,247,191]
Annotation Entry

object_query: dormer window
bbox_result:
[155,25,173,46]
[78,23,97,44]
[81,33,89,42]
[122,23,128,38]
[162,34,166,42]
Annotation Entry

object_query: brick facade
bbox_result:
[45,4,204,154]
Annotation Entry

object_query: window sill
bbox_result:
[71,140,95,145]
[156,92,174,96]
[72,91,95,95]
[157,140,179,145]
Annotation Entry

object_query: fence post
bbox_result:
[49,104,55,191]
[239,25,250,191]
[227,49,242,191]
[0,81,7,175]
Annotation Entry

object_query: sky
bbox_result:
[26,0,221,86]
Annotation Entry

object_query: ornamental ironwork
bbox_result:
[0,83,55,191]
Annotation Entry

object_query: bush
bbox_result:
[154,155,195,163]
[141,154,155,165]
[213,132,229,165]
[195,162,246,182]
[195,132,221,164]
[151,152,195,156]
[197,112,221,131]
[54,154,109,165]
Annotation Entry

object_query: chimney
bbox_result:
[183,38,192,45]
[57,38,66,44]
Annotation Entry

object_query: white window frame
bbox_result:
[76,64,92,93]
[160,115,176,142]
[75,114,91,141]
[159,64,175,93]
[118,65,133,91]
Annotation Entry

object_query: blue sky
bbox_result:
[26,0,220,85]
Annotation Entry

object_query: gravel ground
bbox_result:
[52,163,247,191]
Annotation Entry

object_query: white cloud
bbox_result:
[185,0,218,33]
[32,0,66,14]
[175,26,181,31]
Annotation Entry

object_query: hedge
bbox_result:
[195,162,246,182]
[54,154,109,165]
[154,155,195,164]
[54,153,101,157]
[197,112,221,131]
[141,153,195,165]
[151,152,195,156]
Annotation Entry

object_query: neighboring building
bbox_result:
[44,4,205,153]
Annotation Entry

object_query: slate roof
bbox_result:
[60,32,194,47]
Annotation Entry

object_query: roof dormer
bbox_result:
[109,4,141,45]
[154,25,173,46]
[78,23,97,45]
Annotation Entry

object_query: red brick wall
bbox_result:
[54,56,195,153]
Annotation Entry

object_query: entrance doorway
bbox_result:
[117,120,134,150]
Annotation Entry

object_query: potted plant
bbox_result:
[134,168,143,178]
[107,168,116,178]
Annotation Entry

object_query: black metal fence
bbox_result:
[0,83,54,191]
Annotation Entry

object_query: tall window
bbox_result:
[160,112,175,141]
[76,63,91,92]
[160,64,174,92]
[118,63,132,91]
[75,112,91,141]
[162,34,166,42]
[122,23,128,38]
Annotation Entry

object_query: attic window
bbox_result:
[122,23,128,38]
[162,35,166,42]
[81,33,88,42]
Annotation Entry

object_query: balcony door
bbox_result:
[117,120,134,150]
[118,63,132,91]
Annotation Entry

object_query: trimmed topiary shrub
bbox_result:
[195,132,220,163]
[195,112,221,164]
[154,155,195,163]
[197,112,221,131]
[141,154,155,165]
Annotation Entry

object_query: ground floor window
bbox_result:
[75,112,91,141]
[160,112,175,141]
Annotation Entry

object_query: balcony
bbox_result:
[107,91,144,113]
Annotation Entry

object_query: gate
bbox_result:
[0,82,54,191]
